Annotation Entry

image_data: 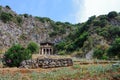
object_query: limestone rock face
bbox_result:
[0,6,73,51]
[19,58,73,69]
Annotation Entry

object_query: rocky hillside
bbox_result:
[55,11,120,59]
[0,5,76,51]
[1,5,120,59]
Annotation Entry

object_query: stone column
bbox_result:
[39,48,40,54]
[42,48,44,55]
[50,49,52,55]
[45,48,47,55]
[49,48,50,55]
[51,48,53,55]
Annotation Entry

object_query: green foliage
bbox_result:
[98,15,107,20]
[23,13,29,18]
[58,50,66,55]
[87,15,96,24]
[0,64,118,80]
[0,12,13,23]
[16,16,22,24]
[3,44,32,67]
[93,15,108,27]
[65,32,88,52]
[107,37,120,59]
[93,44,108,60]
[56,21,63,25]
[35,16,52,23]
[5,5,11,9]
[27,42,39,54]
[0,6,2,11]
[107,11,118,18]
[55,41,66,51]
[93,48,104,59]
[49,31,57,37]
[97,26,120,40]
[73,32,88,49]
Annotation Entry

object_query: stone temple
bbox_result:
[39,41,54,55]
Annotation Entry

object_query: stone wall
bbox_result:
[19,58,73,69]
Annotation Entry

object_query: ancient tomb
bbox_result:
[39,41,54,55]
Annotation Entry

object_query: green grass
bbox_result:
[0,64,119,80]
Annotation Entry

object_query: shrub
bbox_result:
[35,16,52,23]
[0,12,13,23]
[66,32,88,52]
[16,16,22,24]
[55,41,66,51]
[0,6,2,10]
[107,11,118,18]
[59,28,66,34]
[58,50,66,55]
[27,42,39,54]
[93,48,104,59]
[93,19,107,27]
[87,15,96,24]
[49,31,57,37]
[93,20,100,26]
[3,44,32,67]
[23,14,29,18]
[107,37,120,59]
[5,5,11,9]
[99,15,107,20]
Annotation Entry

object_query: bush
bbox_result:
[93,48,104,59]
[55,41,66,51]
[58,50,66,55]
[27,42,39,54]
[5,5,11,9]
[87,15,96,24]
[0,6,2,10]
[107,37,120,59]
[0,12,13,23]
[93,19,107,27]
[107,11,118,18]
[49,31,57,37]
[16,16,22,24]
[99,15,107,20]
[3,44,32,67]
[23,14,29,18]
[66,32,88,52]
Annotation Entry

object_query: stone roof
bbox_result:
[40,40,54,45]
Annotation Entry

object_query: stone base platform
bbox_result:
[19,57,73,69]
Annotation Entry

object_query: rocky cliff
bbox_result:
[0,6,75,51]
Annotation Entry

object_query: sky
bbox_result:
[0,0,120,24]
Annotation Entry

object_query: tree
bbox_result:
[107,37,120,59]
[27,42,39,54]
[23,14,29,18]
[107,11,118,18]
[16,16,22,24]
[93,48,104,59]
[87,15,96,24]
[3,44,32,67]
[5,5,11,9]
[0,12,13,23]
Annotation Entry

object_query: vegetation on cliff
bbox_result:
[0,5,120,59]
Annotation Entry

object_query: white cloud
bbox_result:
[73,0,120,23]
[72,0,85,23]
